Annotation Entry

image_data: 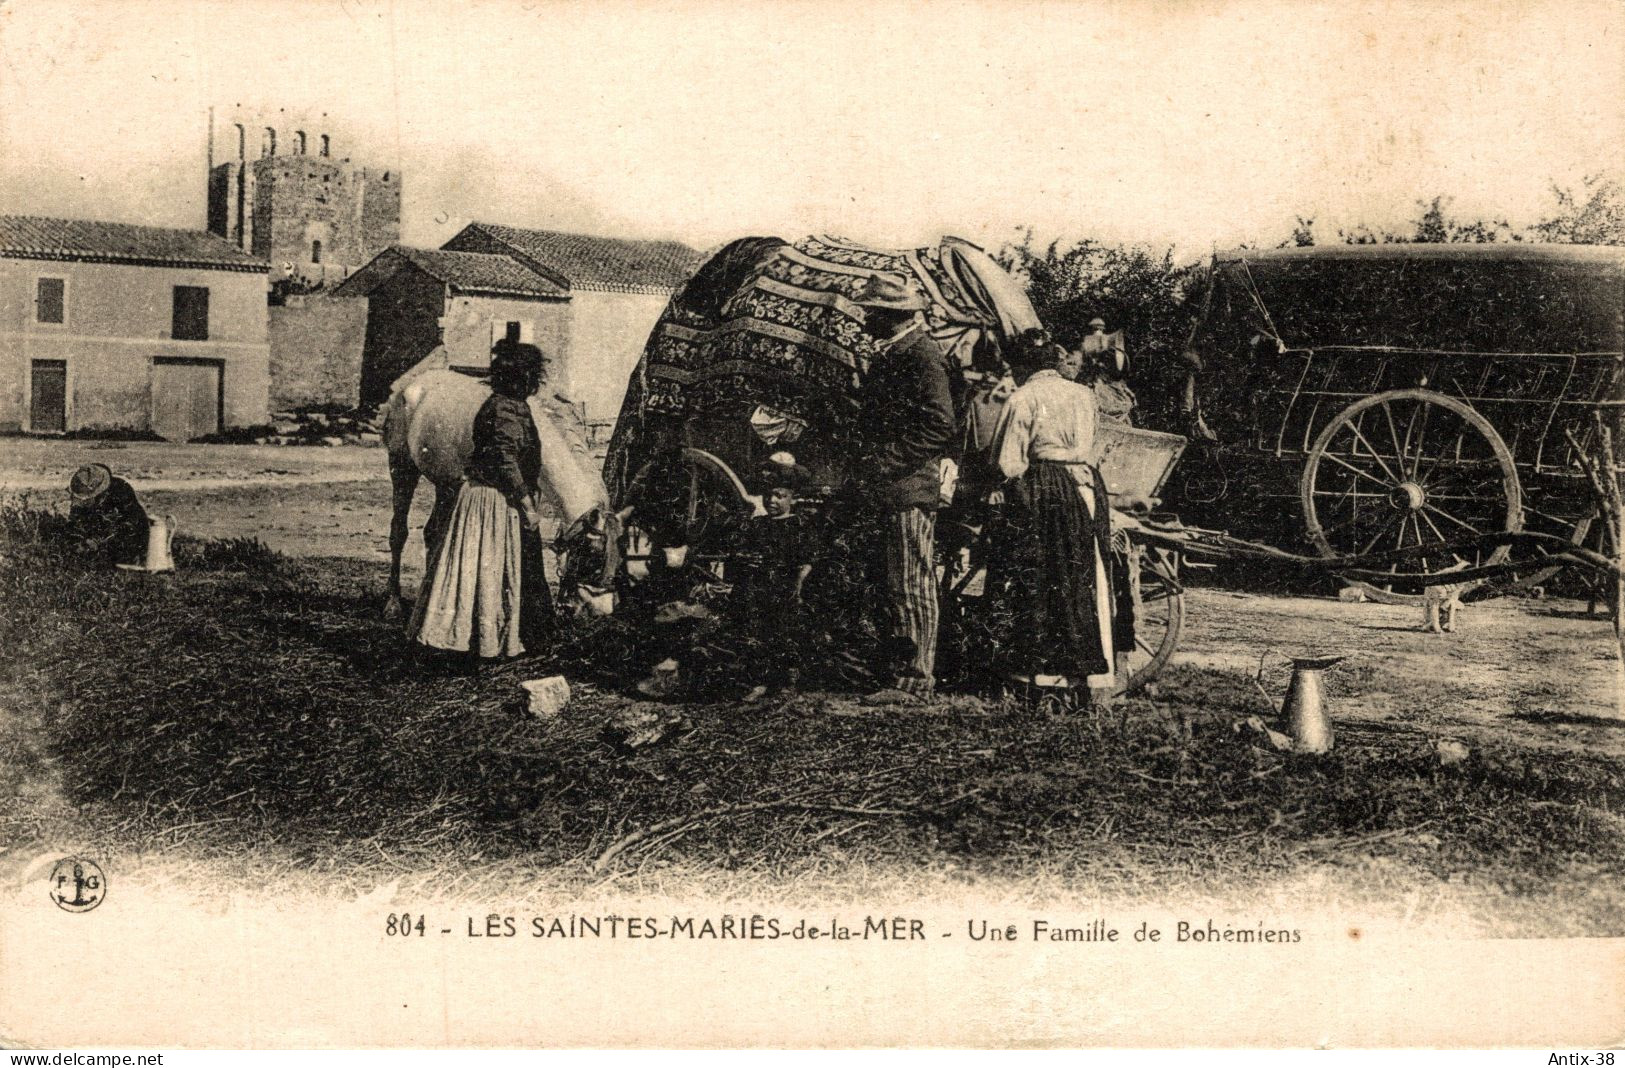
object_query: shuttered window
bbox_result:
[172,286,209,341]
[35,277,65,324]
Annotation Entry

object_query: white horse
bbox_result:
[380,367,618,620]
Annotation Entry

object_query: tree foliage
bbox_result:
[1283,174,1625,248]
[1532,174,1625,245]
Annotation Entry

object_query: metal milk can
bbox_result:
[1281,654,1345,754]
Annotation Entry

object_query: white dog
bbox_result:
[1421,559,1472,634]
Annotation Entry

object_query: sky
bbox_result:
[0,0,1620,262]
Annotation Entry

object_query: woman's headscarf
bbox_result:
[490,340,546,398]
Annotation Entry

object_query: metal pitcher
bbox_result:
[1281,654,1344,754]
[116,514,176,574]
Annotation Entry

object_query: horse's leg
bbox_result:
[421,483,456,580]
[384,454,419,621]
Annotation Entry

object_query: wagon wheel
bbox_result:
[620,447,757,581]
[1300,388,1521,606]
[1118,543,1184,696]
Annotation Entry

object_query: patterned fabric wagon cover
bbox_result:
[604,234,1038,501]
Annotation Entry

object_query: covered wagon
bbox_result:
[602,234,1188,693]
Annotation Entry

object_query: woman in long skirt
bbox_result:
[408,340,555,662]
[988,333,1117,701]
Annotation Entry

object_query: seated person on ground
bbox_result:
[67,463,150,567]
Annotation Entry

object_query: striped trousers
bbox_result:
[881,506,939,696]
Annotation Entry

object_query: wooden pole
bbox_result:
[1566,416,1624,662]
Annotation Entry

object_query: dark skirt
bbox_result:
[998,461,1112,679]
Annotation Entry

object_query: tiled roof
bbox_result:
[393,247,566,298]
[460,223,704,294]
[0,215,268,272]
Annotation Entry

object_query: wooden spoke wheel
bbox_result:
[1300,388,1521,605]
[1119,543,1184,696]
[620,447,757,582]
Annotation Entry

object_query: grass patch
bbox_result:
[1,502,1622,932]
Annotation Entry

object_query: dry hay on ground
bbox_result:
[1,500,1622,935]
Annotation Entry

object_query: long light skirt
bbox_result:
[407,483,525,659]
[1079,488,1116,692]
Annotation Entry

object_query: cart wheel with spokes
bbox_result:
[1118,543,1185,696]
[1299,388,1521,605]
[619,447,759,583]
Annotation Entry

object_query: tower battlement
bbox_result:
[206,106,400,281]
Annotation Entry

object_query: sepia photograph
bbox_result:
[0,0,1622,1050]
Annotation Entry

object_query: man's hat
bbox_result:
[854,272,930,312]
[69,463,113,503]
[1088,317,1107,328]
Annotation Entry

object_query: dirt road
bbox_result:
[4,439,442,579]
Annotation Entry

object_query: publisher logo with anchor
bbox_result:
[49,857,106,913]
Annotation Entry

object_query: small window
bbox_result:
[172,286,210,341]
[311,239,322,264]
[35,277,65,324]
[491,320,533,347]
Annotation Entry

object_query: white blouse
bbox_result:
[990,369,1101,495]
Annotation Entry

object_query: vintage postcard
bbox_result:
[1,0,1622,1050]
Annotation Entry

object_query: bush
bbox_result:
[996,233,1201,431]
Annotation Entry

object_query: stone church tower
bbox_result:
[206,107,400,282]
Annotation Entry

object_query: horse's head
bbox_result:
[553,503,627,616]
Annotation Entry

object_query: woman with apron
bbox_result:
[409,340,555,664]
[988,332,1118,704]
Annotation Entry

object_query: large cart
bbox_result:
[1170,244,1625,602]
[610,423,1190,696]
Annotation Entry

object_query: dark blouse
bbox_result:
[466,393,541,508]
[733,514,814,598]
[68,477,149,565]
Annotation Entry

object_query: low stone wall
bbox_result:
[269,295,368,409]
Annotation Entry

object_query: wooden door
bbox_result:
[29,360,66,433]
[152,359,221,441]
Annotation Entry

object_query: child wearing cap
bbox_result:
[67,463,150,567]
[731,452,817,695]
